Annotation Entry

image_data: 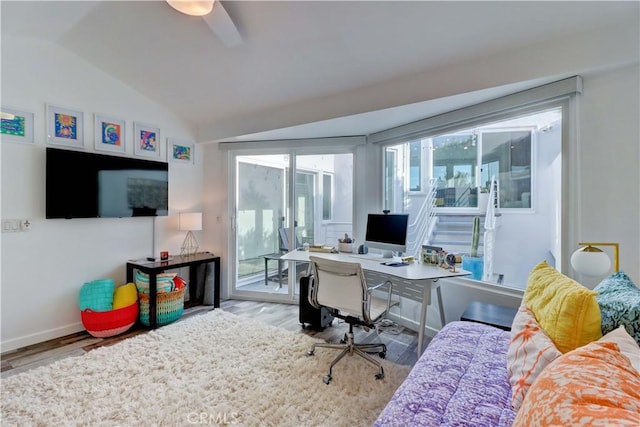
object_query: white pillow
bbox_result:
[598,325,640,374]
[507,305,562,410]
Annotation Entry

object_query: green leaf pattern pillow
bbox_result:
[594,271,640,346]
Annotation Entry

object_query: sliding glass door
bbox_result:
[230,150,353,303]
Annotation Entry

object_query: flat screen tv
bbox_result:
[46,147,168,219]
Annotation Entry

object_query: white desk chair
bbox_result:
[306,256,396,384]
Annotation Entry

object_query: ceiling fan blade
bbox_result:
[203,1,242,47]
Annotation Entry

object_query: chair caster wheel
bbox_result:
[375,372,384,380]
[307,349,315,357]
[323,375,332,385]
[378,351,386,359]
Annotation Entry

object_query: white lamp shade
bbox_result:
[179,212,203,231]
[166,0,214,16]
[571,247,611,276]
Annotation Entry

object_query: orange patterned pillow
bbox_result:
[513,340,640,426]
[507,305,562,410]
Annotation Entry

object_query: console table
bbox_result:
[126,252,220,328]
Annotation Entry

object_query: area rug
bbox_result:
[1,310,411,426]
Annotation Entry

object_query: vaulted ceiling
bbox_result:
[2,1,638,142]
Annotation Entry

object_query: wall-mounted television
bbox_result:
[46,147,168,219]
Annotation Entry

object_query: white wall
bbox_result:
[1,35,203,351]
[575,64,640,287]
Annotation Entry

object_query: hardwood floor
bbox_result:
[1,299,420,378]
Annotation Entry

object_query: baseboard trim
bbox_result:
[1,322,84,354]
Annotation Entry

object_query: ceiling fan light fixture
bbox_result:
[166,0,214,17]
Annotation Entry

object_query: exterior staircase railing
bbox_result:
[406,179,437,258]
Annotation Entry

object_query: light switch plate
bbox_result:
[2,219,21,233]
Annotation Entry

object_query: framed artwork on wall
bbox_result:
[1,107,34,144]
[133,122,160,158]
[94,114,126,153]
[46,104,84,148]
[168,138,195,164]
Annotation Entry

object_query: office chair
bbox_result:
[305,256,396,384]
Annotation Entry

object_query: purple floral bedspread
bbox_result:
[375,321,516,427]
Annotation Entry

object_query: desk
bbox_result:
[126,252,220,328]
[280,250,469,356]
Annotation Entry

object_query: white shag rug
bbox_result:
[1,310,410,426]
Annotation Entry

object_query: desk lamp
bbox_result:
[179,212,202,256]
[570,242,619,276]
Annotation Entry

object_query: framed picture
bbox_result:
[46,104,84,148]
[133,122,160,158]
[94,114,126,153]
[168,138,195,164]
[1,107,34,144]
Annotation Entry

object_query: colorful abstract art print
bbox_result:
[94,114,126,153]
[168,138,194,164]
[55,113,77,139]
[46,104,84,148]
[2,114,25,137]
[133,122,160,158]
[1,107,34,144]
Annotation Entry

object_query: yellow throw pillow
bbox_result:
[112,283,138,309]
[523,261,601,353]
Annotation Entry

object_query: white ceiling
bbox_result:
[1,1,638,142]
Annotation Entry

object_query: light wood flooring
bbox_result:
[1,299,420,378]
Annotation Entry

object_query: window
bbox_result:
[482,130,532,208]
[409,141,421,191]
[430,129,534,209]
[384,149,397,212]
[380,108,561,288]
[322,173,333,220]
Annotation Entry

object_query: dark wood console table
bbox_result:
[126,252,220,328]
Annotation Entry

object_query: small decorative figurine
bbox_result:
[446,253,457,272]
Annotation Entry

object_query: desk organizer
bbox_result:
[338,242,354,253]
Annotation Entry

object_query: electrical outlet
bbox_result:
[21,219,31,231]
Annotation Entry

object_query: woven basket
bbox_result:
[81,302,138,338]
[138,287,185,327]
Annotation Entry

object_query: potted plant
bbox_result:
[462,216,484,280]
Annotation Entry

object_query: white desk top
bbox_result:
[280,250,469,281]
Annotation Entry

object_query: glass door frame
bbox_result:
[227,144,357,304]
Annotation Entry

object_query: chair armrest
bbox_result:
[367,281,390,292]
[367,280,395,313]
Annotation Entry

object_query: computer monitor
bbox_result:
[364,213,409,258]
